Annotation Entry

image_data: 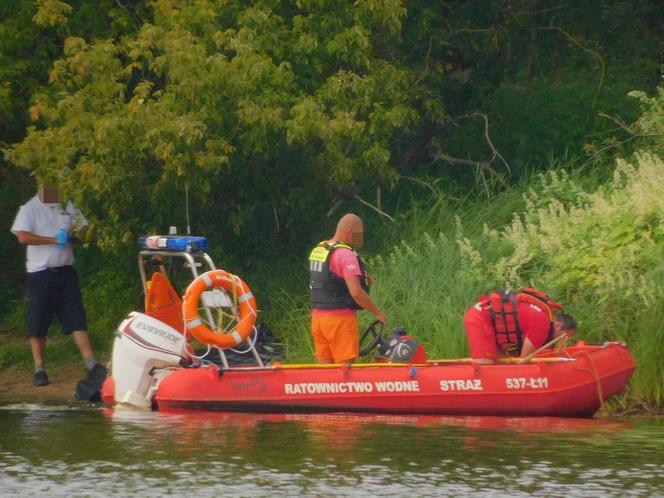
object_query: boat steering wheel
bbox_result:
[359,320,385,357]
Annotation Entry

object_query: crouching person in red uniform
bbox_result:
[464,288,576,361]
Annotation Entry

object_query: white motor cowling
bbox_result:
[111,312,187,409]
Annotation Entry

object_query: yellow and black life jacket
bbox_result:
[309,241,368,310]
[480,288,563,354]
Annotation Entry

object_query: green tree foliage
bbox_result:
[1,0,149,142]
[4,0,434,260]
[399,0,662,179]
[3,1,662,260]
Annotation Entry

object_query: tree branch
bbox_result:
[415,37,434,85]
[435,112,511,187]
[353,195,395,223]
[326,199,344,218]
[536,25,606,103]
[435,151,503,181]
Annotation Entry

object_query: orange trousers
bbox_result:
[311,314,359,363]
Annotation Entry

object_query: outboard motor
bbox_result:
[377,327,428,363]
[111,312,187,409]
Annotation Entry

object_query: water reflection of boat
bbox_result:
[105,408,631,435]
[101,237,636,418]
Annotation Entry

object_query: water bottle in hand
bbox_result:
[55,228,69,247]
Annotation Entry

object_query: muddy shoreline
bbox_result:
[0,364,91,405]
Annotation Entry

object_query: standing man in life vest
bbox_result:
[309,213,387,364]
[464,288,576,360]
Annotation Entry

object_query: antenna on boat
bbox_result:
[185,181,191,235]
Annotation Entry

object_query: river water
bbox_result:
[0,404,661,497]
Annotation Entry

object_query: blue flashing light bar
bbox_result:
[138,235,208,252]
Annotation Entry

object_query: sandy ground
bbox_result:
[0,364,98,405]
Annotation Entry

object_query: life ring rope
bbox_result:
[182,269,258,349]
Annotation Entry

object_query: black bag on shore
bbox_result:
[74,364,108,402]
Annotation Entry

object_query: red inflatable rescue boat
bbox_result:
[153,343,634,417]
[100,237,636,418]
[102,325,635,417]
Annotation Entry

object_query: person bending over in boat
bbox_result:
[464,288,576,361]
[308,213,387,364]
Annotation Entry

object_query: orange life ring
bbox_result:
[182,269,257,348]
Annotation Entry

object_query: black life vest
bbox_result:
[309,241,368,310]
[480,288,563,355]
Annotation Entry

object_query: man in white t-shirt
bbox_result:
[11,184,107,387]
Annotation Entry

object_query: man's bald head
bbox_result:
[337,213,363,232]
[333,213,364,247]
